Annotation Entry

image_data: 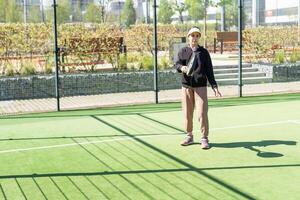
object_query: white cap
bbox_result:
[187,27,201,37]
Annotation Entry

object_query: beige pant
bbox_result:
[182,87,209,138]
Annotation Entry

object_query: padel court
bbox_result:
[0,93,299,200]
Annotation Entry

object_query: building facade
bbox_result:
[244,0,298,27]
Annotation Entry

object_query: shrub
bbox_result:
[118,54,127,70]
[139,55,153,70]
[289,50,300,63]
[5,65,14,76]
[127,63,138,70]
[0,62,5,75]
[273,50,285,64]
[20,62,36,75]
[45,65,53,74]
[44,57,54,74]
[159,56,171,70]
[127,52,141,62]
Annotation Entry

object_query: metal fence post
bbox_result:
[153,0,158,104]
[238,0,243,97]
[53,0,60,111]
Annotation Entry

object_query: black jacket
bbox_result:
[175,45,218,89]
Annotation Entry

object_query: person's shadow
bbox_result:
[211,140,297,158]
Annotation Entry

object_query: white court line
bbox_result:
[0,119,298,154]
[288,120,300,125]
[210,120,293,131]
[0,135,159,154]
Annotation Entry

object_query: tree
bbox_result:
[225,0,238,30]
[121,0,136,27]
[0,0,5,22]
[158,0,174,24]
[172,0,187,24]
[185,0,204,22]
[45,0,71,24]
[57,0,72,23]
[216,0,229,31]
[97,0,109,23]
[84,3,102,23]
[28,5,41,23]
[184,0,213,47]
[72,0,82,22]
[5,0,22,22]
[215,0,239,31]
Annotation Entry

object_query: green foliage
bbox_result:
[0,0,4,22]
[0,23,53,67]
[97,0,108,23]
[159,56,171,69]
[289,50,300,63]
[3,23,300,74]
[45,57,54,74]
[126,63,137,70]
[127,52,141,62]
[46,0,71,23]
[125,52,142,70]
[45,65,53,74]
[117,54,127,70]
[20,61,36,75]
[243,26,299,63]
[28,5,41,23]
[158,0,174,24]
[5,0,22,23]
[5,64,14,76]
[185,0,204,22]
[121,0,136,27]
[55,0,72,24]
[125,24,181,55]
[172,0,188,24]
[84,4,102,23]
[215,0,240,30]
[273,50,285,64]
[216,0,232,6]
[139,55,153,70]
[125,53,171,71]
[106,13,119,24]
[73,1,84,22]
[225,0,238,29]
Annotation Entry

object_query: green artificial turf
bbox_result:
[0,93,299,199]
